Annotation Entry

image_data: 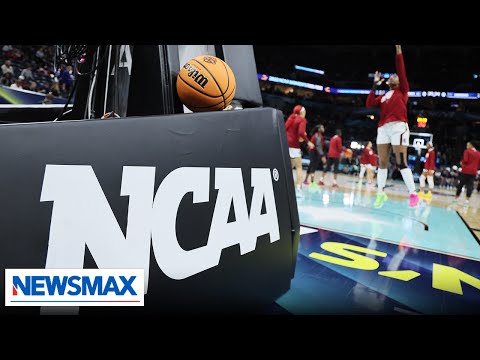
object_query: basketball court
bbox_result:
[273,171,480,314]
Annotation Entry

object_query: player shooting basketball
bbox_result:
[366,45,419,208]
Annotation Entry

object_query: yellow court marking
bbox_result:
[378,270,421,281]
[300,222,480,263]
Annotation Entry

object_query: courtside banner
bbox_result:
[5,269,144,306]
[0,108,299,315]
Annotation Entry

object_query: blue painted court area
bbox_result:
[275,227,480,315]
[296,185,480,261]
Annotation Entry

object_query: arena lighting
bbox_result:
[368,72,391,79]
[258,74,323,91]
[337,89,371,95]
[294,65,325,75]
[258,74,480,99]
[350,141,362,150]
[417,116,428,128]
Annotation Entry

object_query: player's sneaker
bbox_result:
[318,180,325,186]
[332,183,338,188]
[418,191,425,199]
[409,193,419,207]
[303,180,310,186]
[424,192,432,200]
[374,192,388,208]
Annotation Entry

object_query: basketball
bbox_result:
[344,148,353,158]
[176,55,236,112]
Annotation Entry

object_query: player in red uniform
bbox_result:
[366,45,418,208]
[418,141,436,200]
[285,105,314,195]
[304,124,326,185]
[368,148,378,185]
[319,129,344,187]
[358,141,373,184]
[454,141,480,206]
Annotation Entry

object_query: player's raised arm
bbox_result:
[366,71,384,107]
[395,45,409,95]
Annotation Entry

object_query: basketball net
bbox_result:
[414,145,422,156]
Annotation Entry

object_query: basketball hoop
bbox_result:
[412,138,425,156]
[414,144,422,156]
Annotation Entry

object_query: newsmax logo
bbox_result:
[5,269,144,306]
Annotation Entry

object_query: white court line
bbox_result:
[300,226,318,235]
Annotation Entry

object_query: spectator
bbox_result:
[20,63,34,82]
[35,47,45,59]
[50,78,60,97]
[2,45,13,53]
[37,82,49,94]
[29,81,37,92]
[42,92,54,104]
[5,47,23,60]
[59,64,74,94]
[0,72,14,86]
[36,66,49,77]
[10,75,25,89]
[1,60,14,75]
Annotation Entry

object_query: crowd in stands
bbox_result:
[0,45,73,98]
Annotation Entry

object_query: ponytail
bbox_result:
[310,125,321,137]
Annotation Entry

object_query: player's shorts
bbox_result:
[326,157,340,174]
[377,121,409,146]
[289,147,301,159]
[360,163,375,170]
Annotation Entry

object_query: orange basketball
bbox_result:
[176,55,236,112]
[344,148,353,158]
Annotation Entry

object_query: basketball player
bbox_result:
[285,105,314,195]
[319,129,343,187]
[418,141,436,200]
[368,148,378,185]
[359,141,373,184]
[366,45,419,208]
[304,124,326,185]
[454,141,480,206]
